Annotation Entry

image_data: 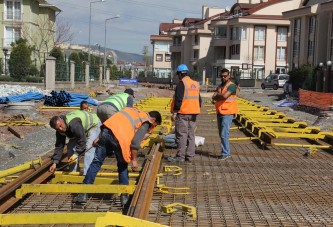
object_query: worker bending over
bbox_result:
[49,110,101,175]
[73,107,162,205]
[97,88,135,122]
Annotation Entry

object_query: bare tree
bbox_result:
[142,46,150,77]
[22,17,74,68]
[55,18,74,46]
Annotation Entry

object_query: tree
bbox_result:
[21,17,74,70]
[9,38,33,81]
[142,46,151,77]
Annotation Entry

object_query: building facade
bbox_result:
[283,0,333,92]
[209,0,302,84]
[1,0,60,73]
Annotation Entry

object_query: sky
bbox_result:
[48,0,236,55]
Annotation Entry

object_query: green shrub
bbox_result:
[25,76,44,83]
[0,75,15,81]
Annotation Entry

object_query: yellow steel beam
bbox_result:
[78,164,143,172]
[95,212,169,227]
[229,137,259,141]
[16,184,136,199]
[54,171,141,178]
[51,175,137,185]
[0,158,42,178]
[0,212,105,225]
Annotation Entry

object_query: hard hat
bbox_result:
[176,64,189,73]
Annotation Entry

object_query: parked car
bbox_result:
[261,74,289,90]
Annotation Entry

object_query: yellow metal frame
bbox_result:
[161,203,197,220]
[16,184,136,199]
[0,158,42,178]
[51,174,137,185]
[0,212,169,226]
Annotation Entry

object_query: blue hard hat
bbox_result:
[176,64,189,73]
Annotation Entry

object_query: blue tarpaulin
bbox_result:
[44,90,98,107]
[0,91,44,104]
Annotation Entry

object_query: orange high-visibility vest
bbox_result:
[215,81,238,115]
[103,107,151,163]
[170,76,200,114]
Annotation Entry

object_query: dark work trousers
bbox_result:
[175,114,197,161]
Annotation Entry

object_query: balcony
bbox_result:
[3,12,23,22]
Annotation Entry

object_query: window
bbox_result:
[292,41,299,58]
[231,27,241,40]
[5,0,22,20]
[231,44,240,55]
[277,27,287,41]
[156,54,163,62]
[165,54,171,62]
[308,40,314,57]
[173,36,181,46]
[294,18,301,36]
[4,26,21,47]
[193,35,199,45]
[309,16,316,34]
[254,26,265,40]
[254,46,265,60]
[241,26,247,40]
[276,47,286,60]
[193,50,199,59]
[215,26,227,38]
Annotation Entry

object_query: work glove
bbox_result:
[68,151,79,164]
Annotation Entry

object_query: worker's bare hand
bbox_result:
[171,114,177,122]
[93,137,99,147]
[131,160,138,172]
[49,163,56,173]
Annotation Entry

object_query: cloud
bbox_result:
[48,0,236,54]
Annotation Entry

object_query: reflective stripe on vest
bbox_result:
[178,76,200,114]
[103,107,151,163]
[104,93,129,111]
[215,81,238,115]
[119,108,149,134]
[65,110,98,132]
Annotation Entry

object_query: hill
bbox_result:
[88,45,144,64]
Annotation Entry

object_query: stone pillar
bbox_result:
[45,56,56,90]
[85,62,90,88]
[99,65,103,86]
[106,68,110,83]
[70,60,75,89]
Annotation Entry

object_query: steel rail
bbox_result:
[0,153,67,213]
[128,143,163,219]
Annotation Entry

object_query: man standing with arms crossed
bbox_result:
[168,64,201,163]
[212,68,238,160]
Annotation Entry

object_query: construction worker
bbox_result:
[212,68,238,160]
[168,64,201,163]
[80,100,89,111]
[97,88,134,123]
[49,110,101,175]
[73,107,162,204]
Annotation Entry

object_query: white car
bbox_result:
[261,74,289,90]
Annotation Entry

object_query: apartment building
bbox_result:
[1,0,60,71]
[283,0,333,70]
[166,6,226,81]
[209,0,302,83]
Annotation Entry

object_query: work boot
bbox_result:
[120,193,129,206]
[167,156,185,163]
[73,193,87,203]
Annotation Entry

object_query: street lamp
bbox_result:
[319,62,324,91]
[2,48,8,75]
[88,0,105,63]
[104,15,120,82]
[327,60,332,92]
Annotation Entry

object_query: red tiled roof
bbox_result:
[159,23,182,34]
[247,0,286,14]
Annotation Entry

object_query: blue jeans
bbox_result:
[217,114,233,157]
[83,127,129,185]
